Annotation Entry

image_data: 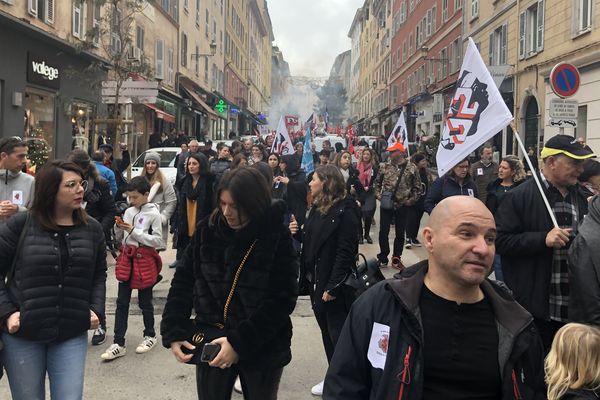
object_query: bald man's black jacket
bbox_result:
[323,261,546,400]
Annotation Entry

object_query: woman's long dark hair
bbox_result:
[210,167,271,228]
[31,160,88,231]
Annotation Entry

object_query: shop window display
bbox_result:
[71,102,94,153]
[24,88,55,172]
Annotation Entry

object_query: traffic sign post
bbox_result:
[549,63,580,134]
[550,63,580,98]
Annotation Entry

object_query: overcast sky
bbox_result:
[268,0,364,78]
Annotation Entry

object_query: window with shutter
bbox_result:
[471,0,479,19]
[518,11,526,59]
[155,40,164,79]
[92,3,101,46]
[432,6,437,32]
[168,48,174,84]
[28,0,37,16]
[536,0,544,51]
[426,9,432,37]
[45,0,54,24]
[489,32,495,66]
[73,3,82,38]
[181,33,187,67]
[500,24,507,65]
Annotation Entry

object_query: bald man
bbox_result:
[324,197,545,400]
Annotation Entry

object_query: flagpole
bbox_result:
[512,125,559,229]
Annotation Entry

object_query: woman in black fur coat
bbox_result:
[161,167,299,400]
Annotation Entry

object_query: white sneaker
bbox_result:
[135,336,157,354]
[311,380,324,396]
[233,376,243,393]
[101,343,126,360]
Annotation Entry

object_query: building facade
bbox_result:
[0,0,277,165]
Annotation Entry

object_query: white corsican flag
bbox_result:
[271,116,295,155]
[387,111,409,151]
[436,37,513,176]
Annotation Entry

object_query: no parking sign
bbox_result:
[550,63,580,98]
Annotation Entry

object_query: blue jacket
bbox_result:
[424,174,478,214]
[94,162,117,196]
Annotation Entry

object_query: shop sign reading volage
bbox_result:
[27,53,60,90]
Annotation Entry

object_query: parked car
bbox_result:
[313,135,347,152]
[130,147,182,185]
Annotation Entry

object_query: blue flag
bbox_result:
[301,126,314,174]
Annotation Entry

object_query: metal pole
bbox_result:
[513,125,559,228]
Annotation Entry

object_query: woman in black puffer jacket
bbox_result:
[161,167,299,400]
[0,160,107,400]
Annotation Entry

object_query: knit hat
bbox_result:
[144,151,161,165]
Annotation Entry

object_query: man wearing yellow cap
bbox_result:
[495,134,596,352]
[374,142,422,270]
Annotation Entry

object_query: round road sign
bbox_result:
[550,63,580,98]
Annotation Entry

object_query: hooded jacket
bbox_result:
[116,202,163,249]
[161,200,299,368]
[0,169,35,215]
[568,195,600,325]
[324,261,546,400]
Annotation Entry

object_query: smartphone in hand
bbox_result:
[200,343,221,362]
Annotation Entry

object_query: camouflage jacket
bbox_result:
[375,160,423,207]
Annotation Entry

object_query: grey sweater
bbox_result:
[0,169,35,217]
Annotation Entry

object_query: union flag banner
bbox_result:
[436,37,512,176]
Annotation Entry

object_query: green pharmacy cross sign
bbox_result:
[215,99,228,113]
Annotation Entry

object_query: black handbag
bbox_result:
[182,240,257,364]
[344,253,385,299]
[379,164,407,211]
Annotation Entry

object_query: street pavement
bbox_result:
[0,213,429,400]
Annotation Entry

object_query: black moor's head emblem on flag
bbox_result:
[441,70,490,150]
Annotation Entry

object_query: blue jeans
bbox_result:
[1,332,87,400]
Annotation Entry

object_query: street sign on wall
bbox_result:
[101,80,159,99]
[550,63,580,98]
[549,98,578,119]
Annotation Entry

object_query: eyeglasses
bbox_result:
[64,180,88,191]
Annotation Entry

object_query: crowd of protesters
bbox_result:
[0,129,599,400]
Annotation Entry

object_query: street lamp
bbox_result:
[419,46,448,64]
[191,39,217,61]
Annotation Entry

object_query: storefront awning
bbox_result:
[144,103,175,124]
[182,87,218,119]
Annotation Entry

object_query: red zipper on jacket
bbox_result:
[512,369,522,400]
[397,345,412,400]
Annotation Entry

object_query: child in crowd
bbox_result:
[545,323,600,400]
[101,176,163,361]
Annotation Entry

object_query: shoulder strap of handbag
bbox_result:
[222,239,257,324]
[390,163,408,199]
[6,212,32,286]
